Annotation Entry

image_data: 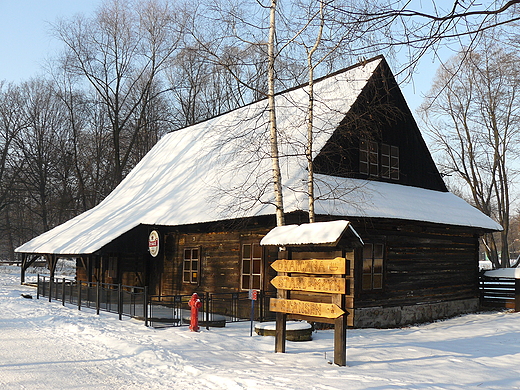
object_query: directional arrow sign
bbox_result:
[270,298,345,319]
[271,275,346,294]
[271,258,345,274]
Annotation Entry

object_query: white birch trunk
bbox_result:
[268,0,285,227]
[306,0,324,224]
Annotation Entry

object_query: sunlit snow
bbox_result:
[2,264,520,389]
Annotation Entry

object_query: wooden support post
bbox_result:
[332,273,347,367]
[62,278,66,305]
[20,254,26,284]
[96,281,101,315]
[334,313,347,366]
[275,312,287,353]
[49,275,53,303]
[49,254,57,280]
[275,248,287,353]
[118,283,123,321]
[144,286,149,327]
[78,281,82,311]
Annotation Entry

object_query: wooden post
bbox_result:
[275,312,287,353]
[48,275,53,303]
[49,254,57,280]
[144,286,149,327]
[333,273,347,366]
[118,283,123,321]
[62,278,66,306]
[334,313,347,366]
[86,281,90,309]
[20,254,26,284]
[96,281,101,315]
[78,281,82,311]
[275,248,287,353]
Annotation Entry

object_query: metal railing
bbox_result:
[148,290,276,328]
[36,274,277,328]
[37,275,148,323]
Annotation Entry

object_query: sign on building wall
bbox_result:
[148,230,160,257]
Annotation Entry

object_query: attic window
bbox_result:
[381,144,399,180]
[359,140,378,176]
[360,140,399,180]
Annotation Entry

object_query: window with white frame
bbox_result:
[360,139,379,176]
[381,143,399,180]
[362,243,384,291]
[241,243,262,290]
[361,140,399,180]
[183,247,199,284]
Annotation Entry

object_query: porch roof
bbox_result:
[260,220,363,247]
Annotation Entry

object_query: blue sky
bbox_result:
[0,0,442,113]
[0,0,102,82]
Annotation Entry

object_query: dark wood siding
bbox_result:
[351,218,480,309]
[313,58,447,192]
[162,227,273,295]
[74,214,483,321]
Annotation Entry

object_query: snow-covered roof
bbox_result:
[15,56,501,256]
[312,175,502,231]
[260,220,362,247]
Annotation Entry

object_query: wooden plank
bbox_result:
[271,258,345,274]
[275,312,287,353]
[270,298,344,318]
[334,314,347,366]
[271,275,346,294]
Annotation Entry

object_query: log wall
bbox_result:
[161,227,274,295]
[352,218,480,309]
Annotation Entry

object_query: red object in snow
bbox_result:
[188,293,202,332]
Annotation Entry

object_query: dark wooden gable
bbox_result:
[313,57,447,192]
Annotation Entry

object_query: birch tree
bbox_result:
[267,0,285,227]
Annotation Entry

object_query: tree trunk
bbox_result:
[267,0,284,227]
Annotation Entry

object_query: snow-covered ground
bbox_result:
[1,264,520,389]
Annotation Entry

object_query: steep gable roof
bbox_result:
[314,59,448,191]
[16,56,500,255]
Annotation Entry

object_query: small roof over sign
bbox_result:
[260,220,363,247]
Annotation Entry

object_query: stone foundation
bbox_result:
[353,298,480,328]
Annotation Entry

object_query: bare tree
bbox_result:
[18,80,71,231]
[0,83,27,260]
[53,0,184,184]
[420,41,520,268]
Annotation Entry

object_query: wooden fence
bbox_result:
[479,275,520,311]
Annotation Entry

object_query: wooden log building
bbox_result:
[16,55,501,328]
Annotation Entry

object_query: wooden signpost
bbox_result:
[271,275,346,294]
[271,258,346,274]
[269,255,352,366]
